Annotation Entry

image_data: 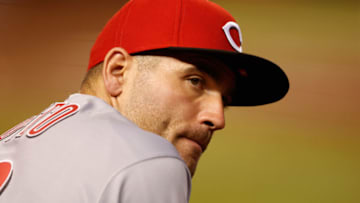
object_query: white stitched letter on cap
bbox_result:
[222,21,243,53]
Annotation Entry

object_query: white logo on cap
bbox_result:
[222,21,243,53]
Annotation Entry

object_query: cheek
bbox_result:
[150,77,182,106]
[156,81,199,117]
[131,74,201,131]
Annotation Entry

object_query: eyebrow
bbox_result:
[181,66,200,74]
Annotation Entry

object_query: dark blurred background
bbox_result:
[1,0,359,202]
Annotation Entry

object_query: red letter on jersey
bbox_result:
[27,104,80,137]
[0,160,13,193]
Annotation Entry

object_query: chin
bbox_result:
[172,136,203,177]
[180,153,200,177]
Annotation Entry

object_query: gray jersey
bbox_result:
[0,94,191,202]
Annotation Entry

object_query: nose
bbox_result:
[198,92,225,131]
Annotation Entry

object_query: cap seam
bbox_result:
[175,0,183,46]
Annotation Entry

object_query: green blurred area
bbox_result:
[1,0,359,202]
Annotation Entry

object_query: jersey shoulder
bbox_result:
[65,94,180,160]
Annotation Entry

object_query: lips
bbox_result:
[183,132,211,153]
[189,138,206,152]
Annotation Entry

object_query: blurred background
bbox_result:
[0,0,359,202]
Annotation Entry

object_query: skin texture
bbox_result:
[91,47,235,176]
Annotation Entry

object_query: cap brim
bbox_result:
[134,47,289,106]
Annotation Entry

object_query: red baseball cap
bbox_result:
[88,0,289,106]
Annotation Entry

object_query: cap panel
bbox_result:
[88,0,183,69]
[88,0,243,69]
[120,0,181,54]
[179,0,241,52]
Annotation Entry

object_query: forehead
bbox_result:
[155,52,236,95]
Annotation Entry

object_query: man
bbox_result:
[0,0,289,202]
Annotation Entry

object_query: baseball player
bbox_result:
[0,0,289,202]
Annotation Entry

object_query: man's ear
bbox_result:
[102,47,133,97]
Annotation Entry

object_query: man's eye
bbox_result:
[188,77,203,87]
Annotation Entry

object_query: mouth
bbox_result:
[186,138,205,153]
[181,134,210,153]
[197,139,209,152]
